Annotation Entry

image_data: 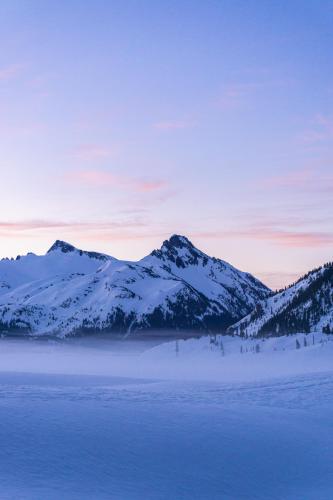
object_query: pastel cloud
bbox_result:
[251,229,333,247]
[261,168,314,188]
[193,228,333,248]
[0,218,145,237]
[0,220,170,251]
[217,78,293,109]
[71,144,114,161]
[0,63,25,81]
[153,120,195,130]
[217,84,252,109]
[258,168,333,194]
[65,169,168,193]
[299,114,333,145]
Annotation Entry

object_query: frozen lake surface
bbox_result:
[0,338,332,499]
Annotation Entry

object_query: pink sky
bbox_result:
[0,1,332,289]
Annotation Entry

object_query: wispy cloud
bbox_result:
[153,120,196,131]
[0,63,25,81]
[71,144,115,161]
[65,169,168,193]
[0,219,148,239]
[0,221,68,231]
[0,120,46,137]
[217,78,293,110]
[250,229,333,247]
[0,220,171,251]
[299,114,333,145]
[193,197,333,247]
[259,167,333,194]
[217,83,255,109]
[193,227,333,248]
[261,168,314,188]
[194,204,333,248]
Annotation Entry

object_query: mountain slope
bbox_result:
[142,235,269,316]
[0,240,109,294]
[0,235,270,337]
[230,262,333,337]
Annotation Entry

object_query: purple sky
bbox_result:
[0,0,332,288]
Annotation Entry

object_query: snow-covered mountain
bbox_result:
[0,235,269,337]
[230,262,333,337]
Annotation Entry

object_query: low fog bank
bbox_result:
[0,332,331,383]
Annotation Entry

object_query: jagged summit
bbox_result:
[0,234,270,337]
[166,234,195,249]
[47,240,109,261]
[47,240,76,254]
[150,234,206,268]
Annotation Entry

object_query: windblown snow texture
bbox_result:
[0,336,332,500]
[0,235,270,337]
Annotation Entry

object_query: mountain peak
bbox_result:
[47,240,110,261]
[164,234,194,250]
[149,234,206,268]
[47,240,76,254]
[0,234,271,336]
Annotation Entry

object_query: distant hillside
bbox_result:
[230,262,333,337]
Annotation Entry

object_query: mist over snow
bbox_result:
[0,334,332,499]
[0,332,331,383]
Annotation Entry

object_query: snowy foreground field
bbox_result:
[0,333,332,499]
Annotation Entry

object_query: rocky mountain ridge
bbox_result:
[0,235,270,337]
